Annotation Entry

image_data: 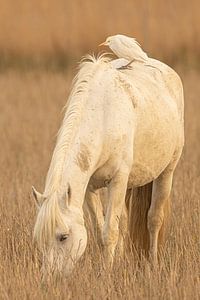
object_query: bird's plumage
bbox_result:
[101,34,148,64]
[110,58,130,69]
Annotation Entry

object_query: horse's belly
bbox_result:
[128,148,173,188]
[128,121,179,188]
[128,161,165,188]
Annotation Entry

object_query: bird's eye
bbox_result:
[59,234,69,242]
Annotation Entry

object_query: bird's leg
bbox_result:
[117,59,135,70]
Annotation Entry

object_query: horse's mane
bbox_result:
[34,54,111,247]
[44,53,111,195]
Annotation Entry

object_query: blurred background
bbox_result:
[0,0,200,69]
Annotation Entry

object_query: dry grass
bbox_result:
[0,64,199,299]
[0,0,200,61]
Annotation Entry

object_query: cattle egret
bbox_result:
[99,34,148,69]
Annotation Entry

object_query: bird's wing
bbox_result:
[120,37,148,62]
[110,58,130,69]
[122,37,141,47]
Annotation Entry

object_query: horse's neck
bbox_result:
[44,60,105,203]
[44,119,98,208]
[62,154,92,207]
[44,144,91,202]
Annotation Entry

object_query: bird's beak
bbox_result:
[99,41,107,47]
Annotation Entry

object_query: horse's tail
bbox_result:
[126,182,170,253]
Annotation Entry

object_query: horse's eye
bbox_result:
[59,234,69,242]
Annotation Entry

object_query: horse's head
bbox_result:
[32,186,87,277]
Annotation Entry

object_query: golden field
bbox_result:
[0,1,199,299]
[0,66,199,299]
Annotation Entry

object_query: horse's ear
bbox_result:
[32,186,44,207]
[60,183,71,209]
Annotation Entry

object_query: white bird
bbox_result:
[99,34,148,69]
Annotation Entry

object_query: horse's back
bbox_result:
[121,59,184,187]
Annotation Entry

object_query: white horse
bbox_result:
[32,54,184,276]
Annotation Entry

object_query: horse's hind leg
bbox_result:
[147,151,182,264]
[147,171,172,264]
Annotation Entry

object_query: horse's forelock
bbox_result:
[33,192,67,249]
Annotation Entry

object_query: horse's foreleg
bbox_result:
[117,204,128,257]
[100,188,128,257]
[85,189,104,244]
[102,168,129,268]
